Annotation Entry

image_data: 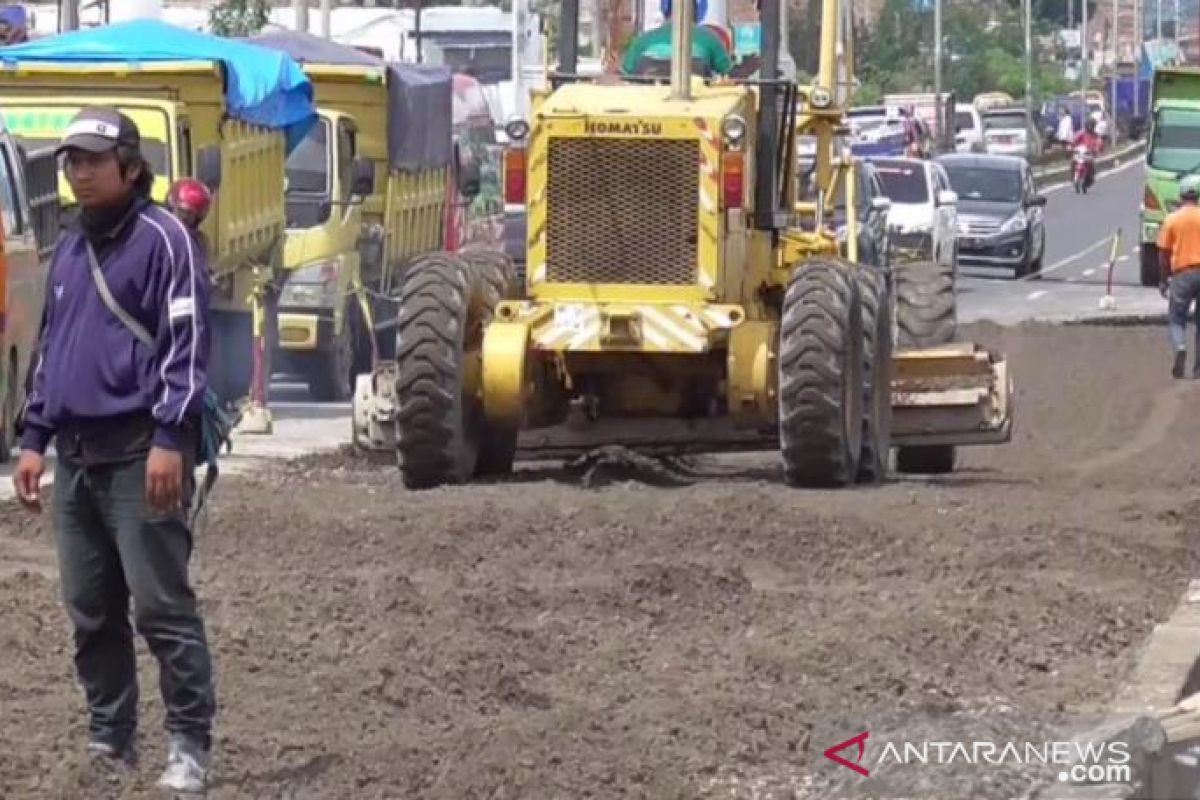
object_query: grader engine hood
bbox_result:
[524,84,750,303]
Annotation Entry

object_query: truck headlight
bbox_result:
[280,261,340,309]
[999,212,1027,234]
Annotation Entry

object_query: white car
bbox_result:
[870,157,959,271]
[954,103,984,153]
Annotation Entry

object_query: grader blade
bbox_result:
[889,342,1013,448]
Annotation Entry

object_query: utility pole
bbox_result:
[1082,0,1090,95]
[59,0,79,31]
[1172,0,1178,39]
[1157,0,1162,38]
[320,0,332,37]
[292,0,308,33]
[1112,0,1119,146]
[1134,0,1142,114]
[934,0,943,152]
[1025,0,1033,137]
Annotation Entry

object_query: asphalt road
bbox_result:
[958,155,1163,324]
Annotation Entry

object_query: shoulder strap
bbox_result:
[85,240,154,348]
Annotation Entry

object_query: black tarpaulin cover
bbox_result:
[247,28,452,170]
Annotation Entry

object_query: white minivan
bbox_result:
[870,157,959,272]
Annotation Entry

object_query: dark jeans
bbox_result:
[1168,268,1200,356]
[52,454,215,749]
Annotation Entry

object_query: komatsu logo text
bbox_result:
[584,121,663,136]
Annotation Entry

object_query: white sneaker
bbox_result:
[155,735,210,795]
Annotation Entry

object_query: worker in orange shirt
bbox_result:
[1157,174,1200,378]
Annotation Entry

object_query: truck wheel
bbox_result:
[458,247,519,476]
[895,259,956,350]
[306,309,355,403]
[394,253,479,489]
[0,354,17,464]
[779,259,863,487]
[1141,243,1160,288]
[208,309,253,408]
[856,267,893,484]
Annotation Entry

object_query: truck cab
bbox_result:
[1141,68,1200,286]
[276,108,375,400]
[0,123,54,460]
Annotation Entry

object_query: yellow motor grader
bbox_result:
[352,0,1012,487]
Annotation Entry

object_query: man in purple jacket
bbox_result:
[12,107,215,793]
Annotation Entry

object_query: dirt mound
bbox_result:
[2,323,1200,798]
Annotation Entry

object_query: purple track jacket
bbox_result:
[20,197,210,454]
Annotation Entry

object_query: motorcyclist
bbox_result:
[1071,118,1104,186]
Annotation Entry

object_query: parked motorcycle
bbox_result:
[1073,146,1096,194]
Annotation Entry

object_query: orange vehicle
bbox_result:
[0,122,56,460]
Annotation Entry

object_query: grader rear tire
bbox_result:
[856,267,893,484]
[779,260,864,488]
[895,259,955,350]
[394,253,478,489]
[459,248,519,477]
[894,260,957,474]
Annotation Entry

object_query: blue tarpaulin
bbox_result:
[0,20,316,151]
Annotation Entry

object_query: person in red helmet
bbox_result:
[166,178,211,230]
[166,178,212,253]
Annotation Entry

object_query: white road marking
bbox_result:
[1083,268,1096,277]
[1018,235,1115,282]
[1118,255,1129,262]
[1028,290,1048,300]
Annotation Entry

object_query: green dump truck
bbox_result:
[248,31,463,402]
[1142,68,1200,286]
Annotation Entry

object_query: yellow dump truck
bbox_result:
[0,22,318,425]
[0,61,287,409]
[249,30,460,401]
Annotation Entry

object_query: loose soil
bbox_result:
[2,323,1200,799]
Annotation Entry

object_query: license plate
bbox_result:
[553,303,588,334]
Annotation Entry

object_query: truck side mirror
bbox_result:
[457,159,482,200]
[352,157,375,197]
[196,145,222,192]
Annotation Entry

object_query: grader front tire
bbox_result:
[459,248,520,478]
[394,253,477,489]
[779,260,864,488]
[856,267,893,484]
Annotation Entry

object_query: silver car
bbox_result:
[981,107,1043,160]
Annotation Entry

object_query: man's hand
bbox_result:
[1161,279,1171,299]
[14,450,44,513]
[146,446,184,513]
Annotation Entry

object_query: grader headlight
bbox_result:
[504,118,530,142]
[809,86,833,109]
[721,115,748,148]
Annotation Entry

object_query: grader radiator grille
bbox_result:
[546,138,699,285]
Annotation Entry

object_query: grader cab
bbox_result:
[352,0,1012,487]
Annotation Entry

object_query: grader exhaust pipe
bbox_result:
[669,0,693,100]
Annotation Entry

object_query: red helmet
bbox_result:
[167,178,212,225]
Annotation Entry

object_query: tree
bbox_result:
[209,0,270,37]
